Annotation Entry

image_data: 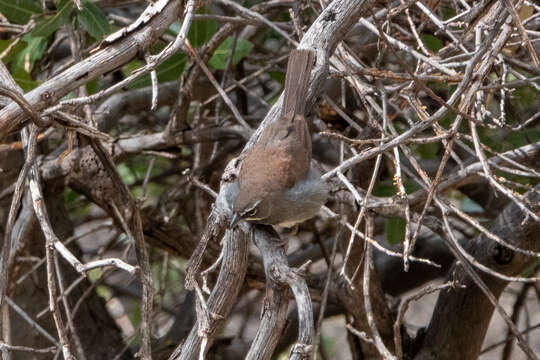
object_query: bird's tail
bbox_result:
[282,49,315,119]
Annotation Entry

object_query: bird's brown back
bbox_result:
[235,49,315,212]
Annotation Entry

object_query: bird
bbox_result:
[230,49,328,228]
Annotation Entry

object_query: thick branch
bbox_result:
[0,0,183,139]
[414,185,540,359]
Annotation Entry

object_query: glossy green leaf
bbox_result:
[13,36,48,73]
[0,0,41,24]
[77,0,110,40]
[209,37,253,70]
[385,217,406,245]
[30,0,74,38]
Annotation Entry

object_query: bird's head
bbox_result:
[230,196,271,228]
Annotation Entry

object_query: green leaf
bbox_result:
[522,259,540,277]
[124,53,187,89]
[420,34,443,53]
[503,127,540,151]
[514,84,540,108]
[442,6,456,21]
[188,17,218,47]
[13,36,48,73]
[12,67,40,91]
[439,109,456,129]
[77,0,110,40]
[88,268,103,281]
[121,59,144,78]
[96,285,112,300]
[156,53,187,82]
[63,188,79,205]
[117,163,136,184]
[209,37,253,70]
[385,217,406,245]
[268,70,285,85]
[404,180,421,194]
[416,142,438,159]
[85,78,99,94]
[373,181,396,197]
[0,39,27,63]
[0,0,41,24]
[186,6,217,47]
[30,0,74,38]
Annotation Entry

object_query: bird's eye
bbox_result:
[246,208,257,217]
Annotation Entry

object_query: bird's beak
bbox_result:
[230,212,240,228]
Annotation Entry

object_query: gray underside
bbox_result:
[267,167,328,227]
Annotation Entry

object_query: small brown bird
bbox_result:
[231,49,328,228]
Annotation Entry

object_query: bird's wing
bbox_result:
[252,115,311,188]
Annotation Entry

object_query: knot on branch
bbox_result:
[268,263,305,286]
[290,343,313,358]
[323,10,336,22]
[195,308,224,338]
[491,244,514,265]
